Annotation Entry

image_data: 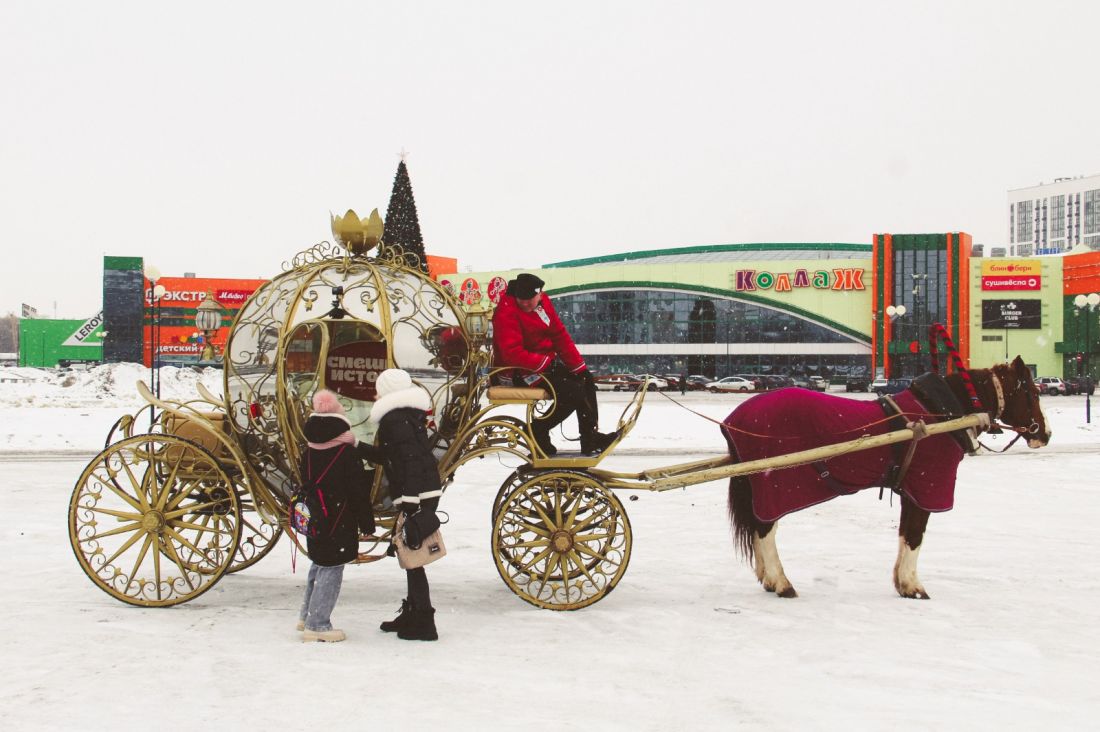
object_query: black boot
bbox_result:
[531,421,557,456]
[380,598,412,633]
[580,429,620,456]
[398,607,438,641]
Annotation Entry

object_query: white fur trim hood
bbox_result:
[368,385,432,424]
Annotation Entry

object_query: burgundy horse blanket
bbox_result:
[721,388,964,522]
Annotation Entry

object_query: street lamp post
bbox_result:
[885,304,907,377]
[143,265,167,428]
[1073,292,1100,424]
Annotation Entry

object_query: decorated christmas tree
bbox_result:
[383,153,428,272]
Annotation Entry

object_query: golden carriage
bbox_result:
[67,212,650,611]
[68,211,989,611]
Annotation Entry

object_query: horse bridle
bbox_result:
[979,372,1043,451]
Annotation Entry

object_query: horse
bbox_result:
[722,356,1049,600]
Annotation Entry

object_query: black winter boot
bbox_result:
[380,598,412,633]
[580,429,620,456]
[577,379,617,455]
[531,421,557,456]
[397,607,438,641]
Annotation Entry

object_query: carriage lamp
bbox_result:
[1073,292,1100,424]
[195,291,224,362]
[465,304,491,345]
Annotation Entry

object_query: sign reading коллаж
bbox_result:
[981,300,1040,329]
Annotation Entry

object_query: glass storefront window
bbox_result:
[552,288,869,379]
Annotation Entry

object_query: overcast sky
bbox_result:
[3,1,1098,319]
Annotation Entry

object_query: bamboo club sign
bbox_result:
[731,268,865,292]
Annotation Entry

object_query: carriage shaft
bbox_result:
[593,413,989,493]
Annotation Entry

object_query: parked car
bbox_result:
[594,374,642,391]
[1065,376,1096,396]
[733,374,765,391]
[845,375,870,392]
[761,375,795,390]
[872,377,912,396]
[634,374,669,391]
[660,374,683,391]
[707,376,757,393]
[790,375,811,389]
[686,375,713,390]
[1034,376,1067,395]
[807,375,829,391]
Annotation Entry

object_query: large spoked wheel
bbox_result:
[69,434,242,607]
[227,482,282,574]
[491,470,632,611]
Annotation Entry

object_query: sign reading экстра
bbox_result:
[981,299,1040,330]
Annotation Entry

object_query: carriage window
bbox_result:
[285,322,325,399]
[321,320,388,443]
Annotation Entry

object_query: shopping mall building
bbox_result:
[453,233,1100,382]
[16,236,1100,384]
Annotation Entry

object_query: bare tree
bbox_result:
[0,313,17,353]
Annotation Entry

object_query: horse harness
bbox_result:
[809,372,974,499]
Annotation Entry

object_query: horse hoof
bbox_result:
[777,587,798,598]
[900,588,930,600]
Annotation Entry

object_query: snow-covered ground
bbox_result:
[2,366,1099,729]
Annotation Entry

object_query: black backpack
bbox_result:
[289,445,347,538]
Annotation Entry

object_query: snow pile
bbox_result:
[0,363,224,409]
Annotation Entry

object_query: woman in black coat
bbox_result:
[296,389,375,642]
[361,368,442,642]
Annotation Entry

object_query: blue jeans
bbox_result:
[299,563,344,632]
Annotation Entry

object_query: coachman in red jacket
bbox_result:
[492,273,617,456]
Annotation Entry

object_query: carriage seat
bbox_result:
[163,412,233,464]
[487,386,550,403]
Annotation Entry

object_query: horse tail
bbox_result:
[727,474,756,564]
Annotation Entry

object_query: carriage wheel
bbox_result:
[69,434,241,607]
[226,483,282,574]
[491,470,632,611]
[491,468,532,521]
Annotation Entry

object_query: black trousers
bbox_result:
[402,496,437,610]
[536,367,601,438]
[407,567,431,610]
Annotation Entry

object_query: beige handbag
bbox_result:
[393,513,447,569]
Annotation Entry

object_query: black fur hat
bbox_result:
[506,273,545,299]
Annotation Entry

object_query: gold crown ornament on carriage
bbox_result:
[330,208,385,255]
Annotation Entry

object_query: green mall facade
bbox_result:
[454,235,1100,383]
